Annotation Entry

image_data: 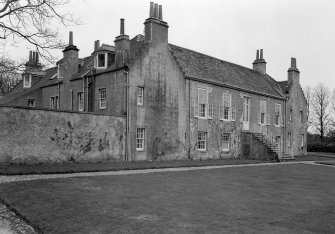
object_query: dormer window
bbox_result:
[96,53,107,69]
[23,74,32,88]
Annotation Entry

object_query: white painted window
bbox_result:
[198,88,208,118]
[99,88,107,109]
[222,133,230,151]
[27,99,35,107]
[275,104,281,126]
[50,96,55,109]
[208,104,214,119]
[23,74,31,88]
[301,134,304,147]
[219,105,224,120]
[136,128,145,151]
[57,64,64,80]
[223,93,231,121]
[97,53,107,69]
[55,96,59,109]
[231,107,236,121]
[288,133,291,147]
[197,131,207,150]
[137,87,144,106]
[78,92,84,111]
[259,100,267,125]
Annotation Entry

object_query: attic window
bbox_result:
[23,74,32,88]
[57,64,64,80]
[97,53,107,69]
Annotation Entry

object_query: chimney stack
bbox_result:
[94,40,100,51]
[120,18,125,35]
[252,49,266,75]
[69,31,73,45]
[288,57,300,86]
[114,18,130,67]
[29,51,33,62]
[144,2,169,44]
[149,2,154,17]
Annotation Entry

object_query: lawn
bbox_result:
[0,163,335,233]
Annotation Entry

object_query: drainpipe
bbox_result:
[57,83,60,109]
[283,98,287,157]
[70,89,73,111]
[124,68,130,162]
[188,79,191,159]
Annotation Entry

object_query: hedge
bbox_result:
[307,143,335,153]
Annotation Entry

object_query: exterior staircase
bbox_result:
[251,133,282,162]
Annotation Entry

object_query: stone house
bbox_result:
[0,2,308,161]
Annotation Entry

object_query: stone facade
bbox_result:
[0,2,308,163]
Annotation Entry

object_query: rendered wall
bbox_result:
[0,106,126,164]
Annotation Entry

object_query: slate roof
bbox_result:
[169,44,285,99]
[0,67,58,105]
[278,81,289,94]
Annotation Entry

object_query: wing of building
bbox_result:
[0,3,308,162]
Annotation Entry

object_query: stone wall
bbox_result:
[0,106,126,164]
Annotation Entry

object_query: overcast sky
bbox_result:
[10,0,335,91]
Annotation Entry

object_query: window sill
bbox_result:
[136,149,145,152]
[197,149,207,152]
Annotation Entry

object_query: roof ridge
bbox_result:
[169,43,261,75]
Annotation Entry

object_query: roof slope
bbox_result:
[0,67,58,105]
[169,44,284,98]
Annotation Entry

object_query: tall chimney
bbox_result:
[114,18,130,67]
[252,49,266,75]
[288,57,300,86]
[159,5,163,20]
[149,2,154,17]
[154,3,159,18]
[35,52,39,63]
[120,18,125,35]
[29,51,33,62]
[144,3,169,44]
[69,31,73,45]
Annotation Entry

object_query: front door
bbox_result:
[243,97,250,131]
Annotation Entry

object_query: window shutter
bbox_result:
[219,105,223,120]
[193,101,198,117]
[267,113,271,126]
[258,112,261,124]
[231,107,236,121]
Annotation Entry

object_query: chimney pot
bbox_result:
[159,5,163,20]
[154,3,159,18]
[69,31,73,45]
[256,50,259,60]
[150,2,154,17]
[29,51,33,62]
[120,18,125,35]
[33,52,36,63]
[260,49,263,60]
[94,40,100,51]
[291,57,297,68]
[36,52,39,63]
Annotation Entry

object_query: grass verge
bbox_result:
[0,163,334,233]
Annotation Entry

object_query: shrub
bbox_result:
[307,143,335,153]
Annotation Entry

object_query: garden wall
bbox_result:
[0,106,126,164]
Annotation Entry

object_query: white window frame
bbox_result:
[301,134,304,147]
[99,88,107,109]
[55,96,59,110]
[275,103,281,126]
[208,104,214,119]
[231,107,236,121]
[78,92,84,111]
[23,74,32,88]
[197,131,207,151]
[27,99,35,107]
[57,64,63,80]
[50,96,55,109]
[136,128,145,151]
[137,87,144,106]
[96,53,107,69]
[222,133,230,151]
[288,133,291,147]
[223,93,231,121]
[260,100,267,125]
[198,88,208,119]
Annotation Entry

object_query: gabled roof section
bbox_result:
[96,44,115,52]
[0,67,58,105]
[169,44,284,99]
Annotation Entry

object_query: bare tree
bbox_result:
[303,85,312,129]
[0,0,78,66]
[311,83,331,141]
